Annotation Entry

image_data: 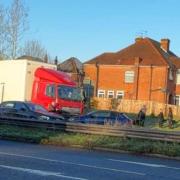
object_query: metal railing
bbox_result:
[0,116,180,142]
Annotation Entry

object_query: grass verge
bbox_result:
[127,113,180,130]
[0,124,180,157]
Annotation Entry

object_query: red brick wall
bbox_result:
[137,66,167,103]
[84,64,170,103]
[175,85,180,94]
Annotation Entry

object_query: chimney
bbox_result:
[135,37,143,43]
[160,39,170,52]
[134,57,142,65]
[54,56,58,65]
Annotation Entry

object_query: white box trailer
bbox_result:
[0,59,56,103]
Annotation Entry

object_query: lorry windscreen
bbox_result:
[58,85,82,101]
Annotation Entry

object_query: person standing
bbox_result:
[158,109,164,128]
[137,105,146,127]
[167,107,173,129]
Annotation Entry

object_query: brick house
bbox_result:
[57,57,84,87]
[84,37,180,105]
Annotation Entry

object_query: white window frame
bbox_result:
[107,90,114,98]
[125,71,134,83]
[176,69,180,84]
[98,90,105,98]
[175,95,180,106]
[116,91,124,99]
[169,69,173,80]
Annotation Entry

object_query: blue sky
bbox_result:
[2,0,180,62]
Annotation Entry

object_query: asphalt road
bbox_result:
[0,140,180,180]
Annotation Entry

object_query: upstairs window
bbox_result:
[98,90,105,98]
[116,91,124,99]
[107,90,114,98]
[169,69,173,80]
[125,71,134,83]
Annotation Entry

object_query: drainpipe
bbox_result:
[95,62,99,97]
[134,57,140,100]
[149,64,153,101]
[165,67,169,104]
[164,67,169,116]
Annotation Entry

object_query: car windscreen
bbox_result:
[58,85,82,101]
[26,103,48,112]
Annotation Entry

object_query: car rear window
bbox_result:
[92,111,110,118]
[1,102,15,108]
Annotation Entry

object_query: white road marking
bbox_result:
[0,151,145,176]
[0,164,87,180]
[108,159,180,170]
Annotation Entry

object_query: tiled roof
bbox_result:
[84,37,178,67]
[17,55,43,62]
[57,57,83,73]
[170,57,180,68]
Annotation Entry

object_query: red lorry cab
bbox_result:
[31,67,83,114]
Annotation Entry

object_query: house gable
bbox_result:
[84,37,177,67]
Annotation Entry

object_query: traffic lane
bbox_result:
[0,151,145,180]
[0,165,88,180]
[1,139,179,169]
[1,146,179,179]
[0,140,180,180]
[1,152,179,180]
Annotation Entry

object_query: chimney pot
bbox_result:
[135,37,143,43]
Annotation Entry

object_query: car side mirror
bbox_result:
[20,107,26,112]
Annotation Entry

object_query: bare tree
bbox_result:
[0,4,8,59]
[20,40,49,60]
[7,0,28,59]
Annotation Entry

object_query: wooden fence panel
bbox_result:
[92,97,180,118]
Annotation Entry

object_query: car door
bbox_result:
[98,111,111,125]
[87,111,110,125]
[117,113,131,125]
[14,102,31,118]
[110,112,122,125]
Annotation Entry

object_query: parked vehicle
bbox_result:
[69,110,133,125]
[0,101,64,121]
[0,59,84,115]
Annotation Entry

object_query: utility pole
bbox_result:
[0,82,5,103]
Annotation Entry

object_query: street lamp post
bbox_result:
[0,82,5,103]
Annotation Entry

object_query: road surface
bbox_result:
[0,140,180,180]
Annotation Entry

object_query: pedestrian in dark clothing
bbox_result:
[136,106,146,126]
[167,107,173,129]
[158,109,164,128]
